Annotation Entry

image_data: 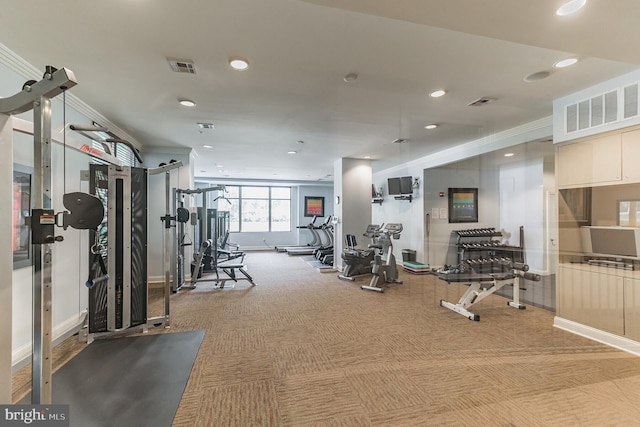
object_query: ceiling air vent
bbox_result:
[197,123,215,130]
[468,97,495,107]
[392,138,408,144]
[168,58,197,74]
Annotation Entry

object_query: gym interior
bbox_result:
[3,2,640,426]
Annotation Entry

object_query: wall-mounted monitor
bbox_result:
[399,176,413,194]
[388,176,413,195]
[388,178,401,195]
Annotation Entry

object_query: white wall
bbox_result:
[499,161,544,271]
[372,165,424,263]
[374,141,555,270]
[422,159,501,267]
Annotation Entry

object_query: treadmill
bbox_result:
[286,216,331,256]
[274,215,320,252]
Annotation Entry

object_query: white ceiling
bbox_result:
[0,0,638,182]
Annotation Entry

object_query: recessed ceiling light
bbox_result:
[229,57,249,71]
[288,151,297,154]
[364,155,371,159]
[504,153,515,157]
[554,58,579,68]
[179,99,196,107]
[556,0,586,16]
[430,89,447,98]
[202,144,213,149]
[424,124,438,130]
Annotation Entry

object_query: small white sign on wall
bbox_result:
[431,207,440,219]
[439,208,448,220]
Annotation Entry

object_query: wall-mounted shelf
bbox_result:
[372,197,384,205]
[394,195,412,202]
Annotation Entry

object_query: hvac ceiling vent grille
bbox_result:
[468,97,495,107]
[168,59,197,74]
[197,123,215,130]
[564,83,640,135]
[391,138,408,144]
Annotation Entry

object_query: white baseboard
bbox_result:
[12,311,87,372]
[554,316,640,357]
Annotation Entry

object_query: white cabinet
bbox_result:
[621,130,640,182]
[557,264,624,335]
[624,277,640,341]
[557,134,621,187]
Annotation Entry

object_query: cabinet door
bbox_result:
[624,278,640,340]
[557,265,624,335]
[622,130,640,182]
[557,135,621,187]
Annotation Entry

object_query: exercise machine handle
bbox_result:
[85,274,109,289]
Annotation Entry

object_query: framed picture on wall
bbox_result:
[304,196,325,217]
[448,188,478,223]
[13,164,32,269]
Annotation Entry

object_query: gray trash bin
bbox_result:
[402,249,416,263]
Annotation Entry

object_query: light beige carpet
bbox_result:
[14,250,640,426]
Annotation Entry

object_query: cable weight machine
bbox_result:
[0,66,78,404]
[82,160,182,341]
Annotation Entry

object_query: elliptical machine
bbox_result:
[338,224,382,281]
[361,223,403,292]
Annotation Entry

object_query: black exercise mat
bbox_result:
[23,330,204,427]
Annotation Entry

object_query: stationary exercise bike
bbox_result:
[361,223,403,292]
[338,224,382,281]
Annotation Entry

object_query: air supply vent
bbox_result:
[468,97,495,107]
[554,71,640,143]
[392,138,408,144]
[168,58,197,74]
[197,123,215,130]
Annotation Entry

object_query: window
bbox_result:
[90,121,139,167]
[224,186,291,232]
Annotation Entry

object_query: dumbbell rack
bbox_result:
[455,228,503,273]
[454,227,525,273]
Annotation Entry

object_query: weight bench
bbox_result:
[185,240,257,289]
[436,262,540,321]
[212,260,256,289]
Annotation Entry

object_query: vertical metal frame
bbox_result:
[107,165,132,331]
[31,97,53,403]
[0,114,13,403]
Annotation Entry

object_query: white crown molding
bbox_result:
[0,42,142,149]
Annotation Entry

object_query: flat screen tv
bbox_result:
[387,178,401,195]
[399,176,413,194]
